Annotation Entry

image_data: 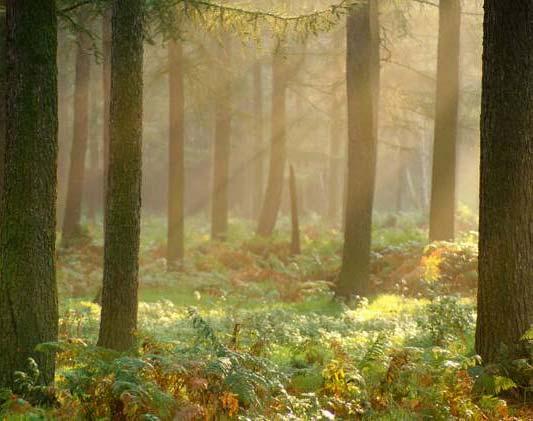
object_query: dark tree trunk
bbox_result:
[97,0,143,351]
[256,52,287,237]
[475,1,533,364]
[0,10,6,203]
[211,36,232,241]
[289,165,301,256]
[102,7,111,223]
[62,10,91,246]
[167,38,185,266]
[337,0,379,298]
[428,0,461,242]
[0,0,58,387]
[252,60,264,219]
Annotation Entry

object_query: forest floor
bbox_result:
[2,214,532,420]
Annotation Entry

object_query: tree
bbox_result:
[62,9,91,246]
[0,8,6,203]
[337,0,380,298]
[256,50,288,237]
[428,0,461,242]
[252,60,264,218]
[102,7,112,219]
[0,0,58,386]
[475,0,533,364]
[211,34,232,241]
[327,93,343,224]
[289,165,301,255]
[97,0,144,351]
[167,37,185,266]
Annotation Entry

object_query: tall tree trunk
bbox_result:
[167,38,185,266]
[0,10,6,204]
[252,60,264,218]
[62,10,91,246]
[475,1,533,364]
[211,36,232,241]
[428,0,461,242]
[289,165,301,256]
[337,0,379,298]
[102,7,111,224]
[0,0,58,387]
[87,55,100,223]
[327,95,342,224]
[97,0,143,351]
[256,52,287,237]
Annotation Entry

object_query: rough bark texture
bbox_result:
[87,53,100,223]
[475,1,533,364]
[0,11,6,202]
[62,11,91,246]
[252,61,264,219]
[0,0,58,387]
[211,36,232,241]
[289,165,301,256]
[429,0,461,242]
[337,0,379,298]
[167,39,185,266]
[256,52,287,237]
[97,0,143,351]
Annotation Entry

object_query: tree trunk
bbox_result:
[0,0,58,387]
[87,54,100,223]
[211,36,232,241]
[256,52,287,237]
[102,7,112,224]
[289,165,301,256]
[337,0,379,298]
[252,60,264,219]
[62,10,91,246]
[327,95,342,224]
[428,0,461,242]
[475,1,533,364]
[97,0,143,352]
[167,38,185,266]
[0,10,6,205]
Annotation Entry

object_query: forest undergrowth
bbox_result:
[1,213,532,420]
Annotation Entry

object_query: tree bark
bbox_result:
[0,10,6,205]
[102,7,112,225]
[289,165,301,256]
[97,0,143,351]
[337,0,380,298]
[87,53,100,223]
[0,0,58,387]
[475,1,533,364]
[167,38,185,266]
[428,0,461,242]
[211,35,232,241]
[327,95,343,224]
[256,52,288,237]
[62,10,91,246]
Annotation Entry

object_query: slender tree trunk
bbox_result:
[289,165,301,256]
[327,95,342,224]
[428,0,461,242]
[97,0,143,351]
[256,52,287,237]
[337,0,380,298]
[0,10,6,204]
[62,10,91,246]
[87,55,100,223]
[0,0,58,387]
[211,36,232,241]
[252,60,264,218]
[102,7,112,223]
[475,1,533,364]
[167,38,185,266]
